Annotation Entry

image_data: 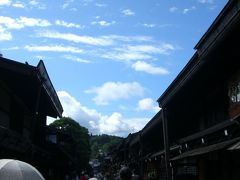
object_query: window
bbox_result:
[229,81,240,103]
[228,72,240,118]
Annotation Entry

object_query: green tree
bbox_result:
[90,134,123,158]
[49,117,91,171]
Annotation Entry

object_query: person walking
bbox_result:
[119,166,132,180]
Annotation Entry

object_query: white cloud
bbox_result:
[37,31,113,46]
[69,7,77,11]
[64,55,91,63]
[0,0,25,9]
[25,45,83,53]
[0,25,12,41]
[127,44,175,55]
[29,0,38,6]
[198,0,214,4]
[0,0,11,6]
[62,3,68,9]
[12,2,25,8]
[0,16,24,29]
[85,82,144,105]
[137,98,160,113]
[98,113,128,135]
[35,55,45,60]
[169,6,178,13]
[57,91,101,130]
[62,0,74,9]
[102,44,175,62]
[101,35,153,42]
[18,16,50,27]
[47,117,56,125]
[81,0,93,6]
[102,51,152,61]
[91,20,116,27]
[183,6,196,14]
[143,23,156,28]
[97,113,148,136]
[132,61,169,75]
[29,0,46,9]
[122,9,135,16]
[55,20,84,29]
[198,0,216,9]
[95,3,107,7]
[57,91,149,136]
[62,3,69,9]
[0,16,51,29]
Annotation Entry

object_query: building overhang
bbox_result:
[171,137,240,161]
[141,110,162,137]
[0,57,63,118]
[157,0,240,108]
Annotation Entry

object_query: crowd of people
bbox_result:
[77,165,141,180]
[119,166,140,180]
[101,165,141,180]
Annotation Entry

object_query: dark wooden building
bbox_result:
[0,57,76,179]
[157,0,240,179]
[113,111,166,179]
[113,0,240,179]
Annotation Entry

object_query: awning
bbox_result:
[150,150,164,159]
[171,137,240,161]
[228,140,240,150]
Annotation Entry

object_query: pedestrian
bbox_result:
[119,166,132,180]
[132,169,140,180]
[80,171,87,180]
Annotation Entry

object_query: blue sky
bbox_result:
[0,0,227,137]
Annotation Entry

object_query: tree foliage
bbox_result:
[90,134,123,158]
[49,117,91,170]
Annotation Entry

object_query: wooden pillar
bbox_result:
[199,159,206,180]
[162,108,170,180]
[139,133,144,178]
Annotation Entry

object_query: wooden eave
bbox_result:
[141,110,162,138]
[37,60,63,117]
[129,131,141,147]
[195,0,240,55]
[171,136,240,161]
[125,132,139,146]
[150,150,164,159]
[178,114,240,144]
[157,0,240,107]
[157,53,199,107]
[0,57,63,118]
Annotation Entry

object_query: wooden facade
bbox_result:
[0,57,76,179]
[113,0,240,179]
